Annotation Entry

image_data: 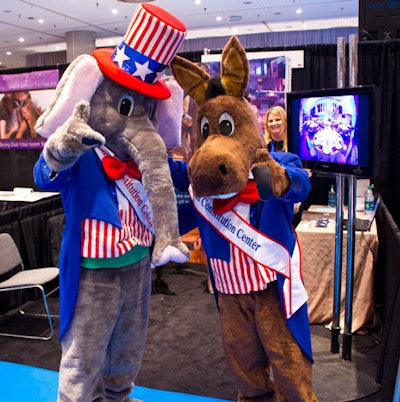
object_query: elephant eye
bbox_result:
[200,116,210,139]
[218,112,234,136]
[118,95,135,116]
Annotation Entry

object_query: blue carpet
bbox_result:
[0,361,233,402]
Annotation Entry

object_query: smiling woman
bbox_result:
[264,105,288,152]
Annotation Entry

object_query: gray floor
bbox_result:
[0,263,383,402]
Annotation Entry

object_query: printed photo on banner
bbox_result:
[0,69,59,150]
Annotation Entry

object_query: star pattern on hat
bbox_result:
[133,60,154,81]
[113,45,130,67]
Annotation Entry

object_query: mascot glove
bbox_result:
[43,100,105,172]
[252,148,290,199]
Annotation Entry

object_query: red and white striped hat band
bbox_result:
[125,4,186,66]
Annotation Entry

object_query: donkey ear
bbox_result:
[220,36,249,98]
[170,56,210,105]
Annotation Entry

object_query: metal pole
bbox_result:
[331,37,346,354]
[337,37,346,88]
[331,174,344,353]
[393,358,400,402]
[349,34,358,88]
[342,33,359,361]
[342,176,356,360]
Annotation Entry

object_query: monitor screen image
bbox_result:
[287,85,378,178]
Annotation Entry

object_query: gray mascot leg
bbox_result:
[58,256,151,402]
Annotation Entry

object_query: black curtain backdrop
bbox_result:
[358,40,400,229]
[374,200,400,401]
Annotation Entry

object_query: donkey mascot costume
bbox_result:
[169,36,318,402]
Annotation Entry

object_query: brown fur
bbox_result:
[170,36,289,198]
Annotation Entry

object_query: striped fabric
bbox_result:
[124,4,186,66]
[210,243,277,294]
[81,189,152,259]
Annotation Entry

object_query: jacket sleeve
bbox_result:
[33,152,70,192]
[273,152,311,204]
[168,157,191,192]
[167,157,198,235]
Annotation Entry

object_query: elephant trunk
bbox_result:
[122,128,190,266]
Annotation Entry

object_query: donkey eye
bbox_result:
[200,116,210,139]
[218,112,234,136]
[118,95,135,116]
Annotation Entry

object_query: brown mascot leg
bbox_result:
[219,282,318,402]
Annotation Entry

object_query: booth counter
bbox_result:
[297,208,379,332]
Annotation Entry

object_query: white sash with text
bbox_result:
[190,186,308,317]
[95,147,154,234]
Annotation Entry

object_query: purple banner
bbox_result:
[0,69,59,92]
[0,139,46,150]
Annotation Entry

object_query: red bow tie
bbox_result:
[101,156,141,180]
[213,180,259,214]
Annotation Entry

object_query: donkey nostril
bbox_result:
[219,164,227,175]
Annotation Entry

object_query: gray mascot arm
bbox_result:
[43,101,105,172]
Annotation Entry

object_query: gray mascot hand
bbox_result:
[43,100,106,172]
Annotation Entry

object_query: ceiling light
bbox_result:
[296,8,302,14]
[18,38,25,43]
[228,16,242,22]
[216,16,222,22]
[6,51,12,55]
[116,0,154,3]
[112,9,118,14]
[194,0,202,5]
[38,19,44,24]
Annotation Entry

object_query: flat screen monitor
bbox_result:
[286,85,378,178]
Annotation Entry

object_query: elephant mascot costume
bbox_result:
[34,4,189,401]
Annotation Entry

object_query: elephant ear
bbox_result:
[157,76,184,148]
[220,36,249,98]
[35,54,104,138]
[170,56,210,105]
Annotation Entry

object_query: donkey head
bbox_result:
[170,36,265,198]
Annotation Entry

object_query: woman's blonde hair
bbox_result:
[264,105,288,151]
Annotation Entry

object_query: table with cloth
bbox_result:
[296,208,379,333]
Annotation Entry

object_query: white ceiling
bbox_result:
[0,0,359,69]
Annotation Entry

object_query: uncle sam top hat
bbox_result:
[92,3,186,100]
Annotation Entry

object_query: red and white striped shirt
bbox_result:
[81,189,153,259]
[209,242,277,294]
